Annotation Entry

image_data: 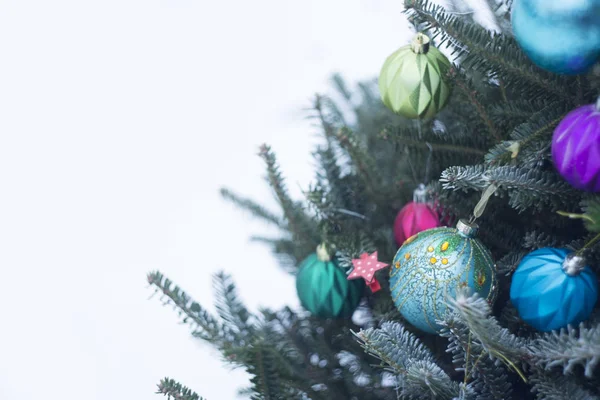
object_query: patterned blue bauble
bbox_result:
[510,248,598,332]
[512,0,600,75]
[390,220,498,334]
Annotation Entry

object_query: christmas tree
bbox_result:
[148,1,600,398]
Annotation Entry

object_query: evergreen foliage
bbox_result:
[156,378,205,400]
[356,322,460,399]
[147,0,600,398]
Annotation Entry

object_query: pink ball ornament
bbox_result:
[393,185,441,246]
[552,99,600,192]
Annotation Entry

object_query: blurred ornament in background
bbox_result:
[510,248,598,332]
[390,219,498,334]
[393,184,441,246]
[347,251,389,293]
[379,32,452,119]
[552,99,600,192]
[511,0,600,75]
[295,244,364,318]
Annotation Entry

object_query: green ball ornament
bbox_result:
[296,245,364,318]
[379,32,453,119]
[390,220,498,334]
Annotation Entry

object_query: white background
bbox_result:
[0,1,492,399]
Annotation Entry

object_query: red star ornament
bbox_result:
[348,251,389,293]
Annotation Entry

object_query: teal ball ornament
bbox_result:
[296,246,364,318]
[511,0,600,75]
[510,248,598,332]
[390,220,498,334]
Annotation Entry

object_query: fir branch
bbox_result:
[248,236,297,273]
[220,188,284,228]
[440,164,489,191]
[404,360,461,400]
[330,73,353,102]
[213,272,254,338]
[246,342,287,400]
[147,271,224,343]
[489,98,547,129]
[496,251,526,276]
[334,127,379,194]
[440,316,513,400]
[383,133,486,156]
[451,69,501,141]
[258,144,303,228]
[498,302,537,337]
[258,144,319,254]
[508,105,566,144]
[455,383,478,400]
[522,230,558,249]
[485,103,566,167]
[483,141,515,166]
[312,146,368,222]
[529,370,599,400]
[582,198,600,233]
[357,81,379,109]
[380,122,487,186]
[531,323,600,378]
[355,322,436,373]
[449,293,531,378]
[314,146,343,191]
[355,322,459,399]
[156,378,204,400]
[404,0,575,102]
[313,94,343,139]
[440,164,579,212]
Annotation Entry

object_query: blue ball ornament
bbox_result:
[511,0,600,75]
[390,220,498,334]
[510,248,598,332]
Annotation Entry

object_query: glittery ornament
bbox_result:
[348,252,389,293]
[390,220,498,334]
[510,248,598,332]
[552,99,600,192]
[296,245,364,318]
[512,0,600,75]
[379,32,452,119]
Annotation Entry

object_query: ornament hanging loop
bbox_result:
[583,232,600,250]
[405,147,420,186]
[471,184,499,223]
[575,232,600,259]
[424,142,433,184]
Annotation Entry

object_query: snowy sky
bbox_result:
[0,1,491,399]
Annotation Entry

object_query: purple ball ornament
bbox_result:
[552,98,600,192]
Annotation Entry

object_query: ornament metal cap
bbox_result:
[410,32,430,54]
[316,243,331,262]
[413,183,427,203]
[595,96,600,111]
[456,219,479,238]
[562,252,586,276]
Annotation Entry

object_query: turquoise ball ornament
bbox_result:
[510,248,598,332]
[296,245,364,318]
[511,0,600,75]
[390,220,498,334]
